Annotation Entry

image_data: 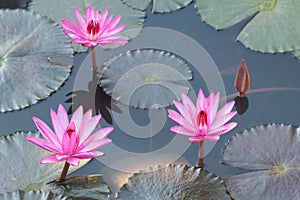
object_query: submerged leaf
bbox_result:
[0,190,67,200]
[118,164,230,200]
[48,175,110,200]
[99,49,192,109]
[196,0,300,53]
[29,0,145,52]
[0,132,90,194]
[0,9,73,112]
[222,124,300,200]
[122,0,192,13]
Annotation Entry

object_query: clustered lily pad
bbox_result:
[222,124,300,200]
[118,164,230,199]
[29,0,145,52]
[0,132,90,194]
[122,0,192,13]
[48,175,110,200]
[0,9,73,112]
[196,0,300,53]
[0,190,67,200]
[99,49,192,109]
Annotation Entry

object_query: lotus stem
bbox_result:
[58,162,70,182]
[198,141,205,168]
[91,46,97,71]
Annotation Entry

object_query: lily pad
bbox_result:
[0,190,67,200]
[293,50,300,59]
[0,132,90,194]
[29,0,145,52]
[222,124,300,200]
[48,174,110,200]
[122,0,192,13]
[99,49,192,109]
[196,0,300,53]
[0,9,73,112]
[118,164,230,200]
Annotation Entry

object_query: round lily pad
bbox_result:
[48,174,110,200]
[0,132,90,194]
[118,164,230,200]
[29,0,145,52]
[0,9,73,112]
[0,190,67,200]
[99,49,192,109]
[122,0,192,13]
[222,124,300,200]
[196,0,300,53]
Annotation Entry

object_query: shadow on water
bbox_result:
[65,71,122,125]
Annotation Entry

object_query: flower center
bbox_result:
[197,110,207,127]
[87,20,100,35]
[64,122,76,137]
[196,110,208,136]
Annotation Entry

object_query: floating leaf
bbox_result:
[0,132,90,194]
[122,0,192,13]
[48,175,110,200]
[99,49,192,109]
[0,9,73,112]
[29,0,145,52]
[196,0,300,53]
[293,50,300,59]
[222,124,300,200]
[118,164,230,200]
[0,190,67,200]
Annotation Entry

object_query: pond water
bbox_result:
[1,0,300,197]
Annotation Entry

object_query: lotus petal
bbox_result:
[0,132,90,194]
[99,49,192,109]
[196,0,300,53]
[122,0,192,13]
[118,164,230,199]
[0,9,73,112]
[29,0,145,52]
[222,124,300,200]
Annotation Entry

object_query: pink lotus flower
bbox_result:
[26,104,113,166]
[61,7,127,47]
[168,89,238,143]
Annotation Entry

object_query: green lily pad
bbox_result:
[48,174,110,200]
[0,190,67,200]
[293,50,300,59]
[122,0,192,13]
[118,164,230,200]
[0,9,73,112]
[222,124,300,200]
[196,0,300,53]
[99,49,192,109]
[29,0,145,52]
[0,132,90,194]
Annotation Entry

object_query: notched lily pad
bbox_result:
[48,174,110,200]
[118,164,230,200]
[0,132,90,194]
[99,49,192,109]
[196,0,300,53]
[122,0,192,13]
[29,0,145,52]
[0,190,67,200]
[0,9,73,112]
[222,124,300,200]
